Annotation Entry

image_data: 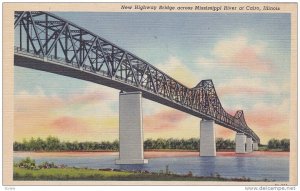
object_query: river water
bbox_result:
[13,151,289,181]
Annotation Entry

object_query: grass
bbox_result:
[13,167,255,181]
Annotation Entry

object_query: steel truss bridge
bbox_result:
[14,11,260,143]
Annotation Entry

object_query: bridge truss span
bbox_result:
[14,11,260,143]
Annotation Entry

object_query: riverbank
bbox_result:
[14,166,257,181]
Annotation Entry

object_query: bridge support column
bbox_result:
[235,133,246,153]
[116,91,148,164]
[200,119,216,156]
[253,142,259,151]
[246,137,253,153]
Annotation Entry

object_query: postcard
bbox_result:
[3,2,298,187]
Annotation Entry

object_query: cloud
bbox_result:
[14,84,120,142]
[247,109,286,129]
[156,56,199,87]
[14,90,63,112]
[216,78,288,97]
[215,125,235,139]
[199,35,272,73]
[65,83,118,106]
[247,100,289,128]
[51,116,86,131]
[144,110,187,132]
[67,90,109,105]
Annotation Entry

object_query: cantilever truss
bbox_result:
[14,11,260,143]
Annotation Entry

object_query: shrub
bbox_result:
[17,157,36,170]
[38,161,57,169]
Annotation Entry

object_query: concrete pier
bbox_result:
[235,133,246,153]
[246,137,253,153]
[200,119,216,156]
[116,91,148,164]
[253,142,259,151]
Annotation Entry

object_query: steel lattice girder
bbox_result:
[14,11,260,143]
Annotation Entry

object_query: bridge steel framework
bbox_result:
[14,11,260,160]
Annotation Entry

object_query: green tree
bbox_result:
[268,138,281,149]
[280,139,290,151]
[216,138,225,149]
[45,136,60,151]
[60,142,68,151]
[36,137,46,151]
[22,139,30,151]
[13,141,25,151]
[112,140,119,151]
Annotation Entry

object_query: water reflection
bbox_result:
[236,157,246,170]
[199,157,216,176]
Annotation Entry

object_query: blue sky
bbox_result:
[14,12,291,143]
[53,12,290,72]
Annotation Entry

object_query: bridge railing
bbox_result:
[14,11,260,143]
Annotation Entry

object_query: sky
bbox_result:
[14,12,291,144]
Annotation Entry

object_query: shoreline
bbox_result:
[13,166,259,181]
[13,151,288,181]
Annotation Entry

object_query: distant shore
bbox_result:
[14,150,289,158]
